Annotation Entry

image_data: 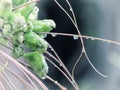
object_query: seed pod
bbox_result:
[24,52,49,79]
[32,19,56,33]
[24,31,48,53]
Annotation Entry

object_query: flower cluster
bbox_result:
[0,0,56,79]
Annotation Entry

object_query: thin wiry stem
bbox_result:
[0,45,38,90]
[45,51,61,64]
[19,67,38,90]
[65,0,78,26]
[41,31,115,78]
[82,35,120,45]
[54,0,84,50]
[2,71,18,90]
[55,0,108,79]
[0,42,12,50]
[0,81,5,90]
[45,51,77,89]
[45,56,77,90]
[1,61,17,90]
[0,62,35,90]
[0,55,35,90]
[12,0,39,11]
[84,52,108,78]
[1,54,38,90]
[17,59,30,67]
[46,51,80,89]
[48,44,79,90]
[0,58,8,72]
[0,73,13,90]
[72,50,83,78]
[46,75,67,90]
[0,49,49,90]
[39,32,120,46]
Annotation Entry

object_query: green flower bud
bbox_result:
[24,31,48,53]
[3,24,11,36]
[0,0,12,10]
[12,0,27,6]
[0,38,8,46]
[10,13,27,33]
[0,18,4,29]
[26,22,34,32]
[17,33,24,43]
[32,19,56,33]
[12,46,23,59]
[0,0,12,19]
[24,52,49,79]
[17,2,35,20]
[28,7,39,21]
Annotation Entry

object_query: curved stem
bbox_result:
[39,32,120,46]
[0,50,49,90]
[46,75,67,90]
[0,81,5,90]
[45,56,78,90]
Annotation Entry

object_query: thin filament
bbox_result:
[0,50,49,90]
[39,32,120,46]
[45,56,78,90]
[46,75,67,90]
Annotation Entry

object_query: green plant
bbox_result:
[0,0,120,90]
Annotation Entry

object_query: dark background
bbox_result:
[37,0,120,90]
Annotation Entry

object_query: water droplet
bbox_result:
[85,37,89,39]
[51,48,54,51]
[49,54,52,57]
[42,34,47,38]
[72,80,75,84]
[91,38,95,40]
[107,41,111,44]
[102,40,106,42]
[48,45,51,48]
[59,64,62,67]
[34,7,39,12]
[54,81,58,84]
[73,35,79,40]
[70,8,72,12]
[51,33,57,37]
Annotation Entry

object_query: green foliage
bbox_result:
[12,0,27,6]
[24,31,48,53]
[12,46,23,58]
[24,52,48,79]
[0,0,56,79]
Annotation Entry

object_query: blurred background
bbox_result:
[37,0,120,90]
